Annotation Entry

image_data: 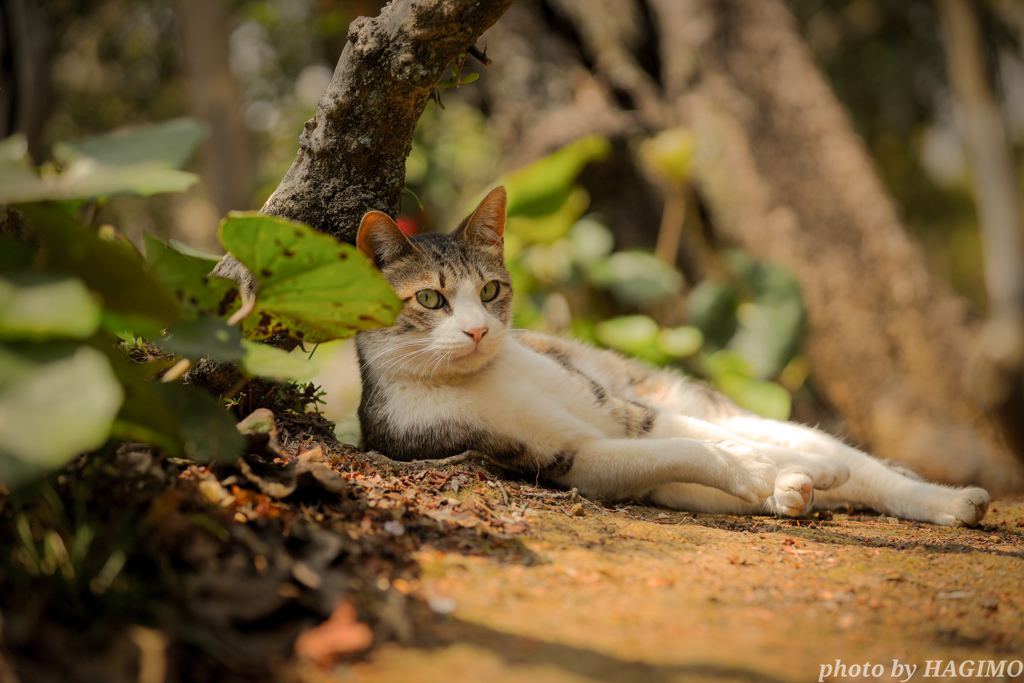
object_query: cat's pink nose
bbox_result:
[464,327,488,344]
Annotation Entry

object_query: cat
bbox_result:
[353,187,989,527]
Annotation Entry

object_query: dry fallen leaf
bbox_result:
[293,599,374,666]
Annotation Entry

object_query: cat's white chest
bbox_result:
[379,339,609,449]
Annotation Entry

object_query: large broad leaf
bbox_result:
[0,119,203,204]
[687,280,739,349]
[0,236,33,274]
[702,350,791,420]
[153,383,243,464]
[506,187,590,245]
[161,318,245,362]
[20,205,180,336]
[241,340,317,381]
[585,250,684,307]
[55,117,206,170]
[0,343,124,486]
[503,135,611,217]
[144,233,236,316]
[723,252,806,379]
[0,275,102,341]
[219,213,402,343]
[0,134,47,205]
[49,159,198,200]
[715,373,792,421]
[595,315,670,365]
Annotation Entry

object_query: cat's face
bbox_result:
[356,187,513,379]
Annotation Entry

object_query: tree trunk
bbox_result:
[174,0,257,217]
[212,0,515,297]
[477,0,1024,492]
[0,0,50,164]
[936,0,1024,461]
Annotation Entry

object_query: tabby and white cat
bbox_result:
[354,187,989,526]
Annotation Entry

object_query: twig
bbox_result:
[493,479,510,506]
[521,487,581,502]
[467,44,491,66]
[360,449,490,470]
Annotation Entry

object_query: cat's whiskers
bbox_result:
[426,347,455,380]
[361,337,435,376]
[374,346,435,376]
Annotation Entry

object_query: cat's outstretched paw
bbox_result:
[770,450,849,490]
[714,442,777,504]
[936,488,989,527]
[769,467,814,517]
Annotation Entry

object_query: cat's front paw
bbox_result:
[936,487,989,527]
[769,466,814,517]
[714,442,777,504]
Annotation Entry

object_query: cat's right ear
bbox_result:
[357,211,414,269]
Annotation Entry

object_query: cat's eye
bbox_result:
[481,280,500,302]
[415,289,445,309]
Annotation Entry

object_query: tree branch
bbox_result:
[212,0,514,294]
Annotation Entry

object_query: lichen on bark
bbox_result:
[212,0,514,295]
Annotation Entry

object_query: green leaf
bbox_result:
[0,236,33,274]
[460,72,480,84]
[657,326,703,358]
[0,343,124,486]
[0,275,102,340]
[701,349,791,420]
[503,135,611,217]
[569,218,615,266]
[154,383,243,464]
[108,366,185,456]
[723,253,806,378]
[637,128,696,183]
[714,374,792,421]
[55,118,206,170]
[0,154,198,204]
[241,340,316,381]
[54,159,198,199]
[161,318,245,362]
[20,205,180,333]
[0,120,203,204]
[687,280,739,349]
[219,213,402,343]
[507,187,590,245]
[144,233,236,316]
[586,250,684,307]
[0,135,47,204]
[595,315,671,365]
[168,239,224,266]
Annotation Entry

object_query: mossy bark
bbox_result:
[212,0,514,295]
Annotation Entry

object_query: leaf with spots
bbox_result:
[144,233,237,317]
[218,213,402,343]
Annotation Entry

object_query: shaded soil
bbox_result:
[3,422,1023,683]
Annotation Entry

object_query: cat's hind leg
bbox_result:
[718,414,989,526]
[650,414,850,494]
[647,465,816,517]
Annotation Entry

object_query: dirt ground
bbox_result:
[340,480,1024,683]
[5,431,1023,683]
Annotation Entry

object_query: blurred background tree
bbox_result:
[5,0,1024,490]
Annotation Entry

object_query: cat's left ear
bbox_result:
[357,211,415,269]
[455,186,506,251]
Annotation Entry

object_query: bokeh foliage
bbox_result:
[0,119,399,487]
